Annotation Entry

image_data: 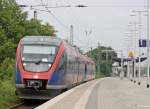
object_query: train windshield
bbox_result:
[21,45,58,72]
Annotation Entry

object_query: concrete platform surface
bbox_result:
[35,77,150,109]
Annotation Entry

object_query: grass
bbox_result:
[0,80,21,109]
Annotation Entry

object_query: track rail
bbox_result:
[8,103,24,109]
[8,101,43,109]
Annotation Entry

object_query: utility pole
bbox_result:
[124,33,132,80]
[120,51,124,79]
[90,47,92,57]
[128,22,138,83]
[131,10,147,85]
[126,38,130,80]
[85,30,92,52]
[34,10,37,20]
[147,0,150,88]
[98,42,101,73]
[70,25,74,45]
[124,31,134,80]
[133,22,137,83]
[127,59,130,80]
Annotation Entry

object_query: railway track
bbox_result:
[8,100,46,109]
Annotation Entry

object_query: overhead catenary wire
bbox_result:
[39,0,69,30]
[29,0,91,49]
[30,6,69,29]
[88,3,147,8]
[20,4,147,8]
[46,5,71,8]
[20,4,69,30]
[20,1,145,52]
[40,0,91,47]
[19,4,48,8]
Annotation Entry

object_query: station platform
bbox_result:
[35,77,150,109]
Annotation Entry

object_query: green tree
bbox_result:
[25,19,56,36]
[0,58,15,80]
[0,0,57,62]
[87,44,117,77]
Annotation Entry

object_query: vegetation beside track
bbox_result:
[0,80,20,109]
[87,43,117,77]
[0,58,20,109]
[0,0,56,108]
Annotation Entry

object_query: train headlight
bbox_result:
[23,63,26,66]
[48,64,52,67]
[22,57,25,61]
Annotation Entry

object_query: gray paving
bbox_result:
[36,77,150,109]
[48,82,93,109]
[87,77,150,109]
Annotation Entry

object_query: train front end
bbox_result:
[15,36,65,99]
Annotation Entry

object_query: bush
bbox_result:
[0,80,20,109]
[0,58,15,81]
[0,58,20,108]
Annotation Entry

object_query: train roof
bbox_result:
[20,36,62,46]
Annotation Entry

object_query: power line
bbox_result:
[39,0,69,30]
[19,4,146,8]
[46,5,71,8]
[19,4,47,8]
[30,7,49,12]
[85,5,146,8]
[30,7,69,30]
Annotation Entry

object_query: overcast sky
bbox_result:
[16,0,147,57]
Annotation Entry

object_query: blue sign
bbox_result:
[139,39,147,47]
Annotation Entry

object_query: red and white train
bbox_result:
[15,36,95,99]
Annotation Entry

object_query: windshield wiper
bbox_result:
[35,60,41,65]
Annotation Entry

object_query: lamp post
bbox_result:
[146,0,150,88]
[85,30,92,52]
[131,10,147,85]
[128,22,138,83]
[124,34,132,80]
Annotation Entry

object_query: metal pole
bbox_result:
[133,22,137,83]
[98,43,101,73]
[34,11,37,20]
[147,0,150,88]
[99,53,101,74]
[138,12,142,85]
[120,51,124,79]
[127,60,130,80]
[125,34,132,80]
[70,25,73,45]
[126,36,130,80]
[131,10,147,85]
[105,51,107,75]
[131,59,134,81]
[106,51,108,61]
[127,22,137,82]
[85,30,92,52]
